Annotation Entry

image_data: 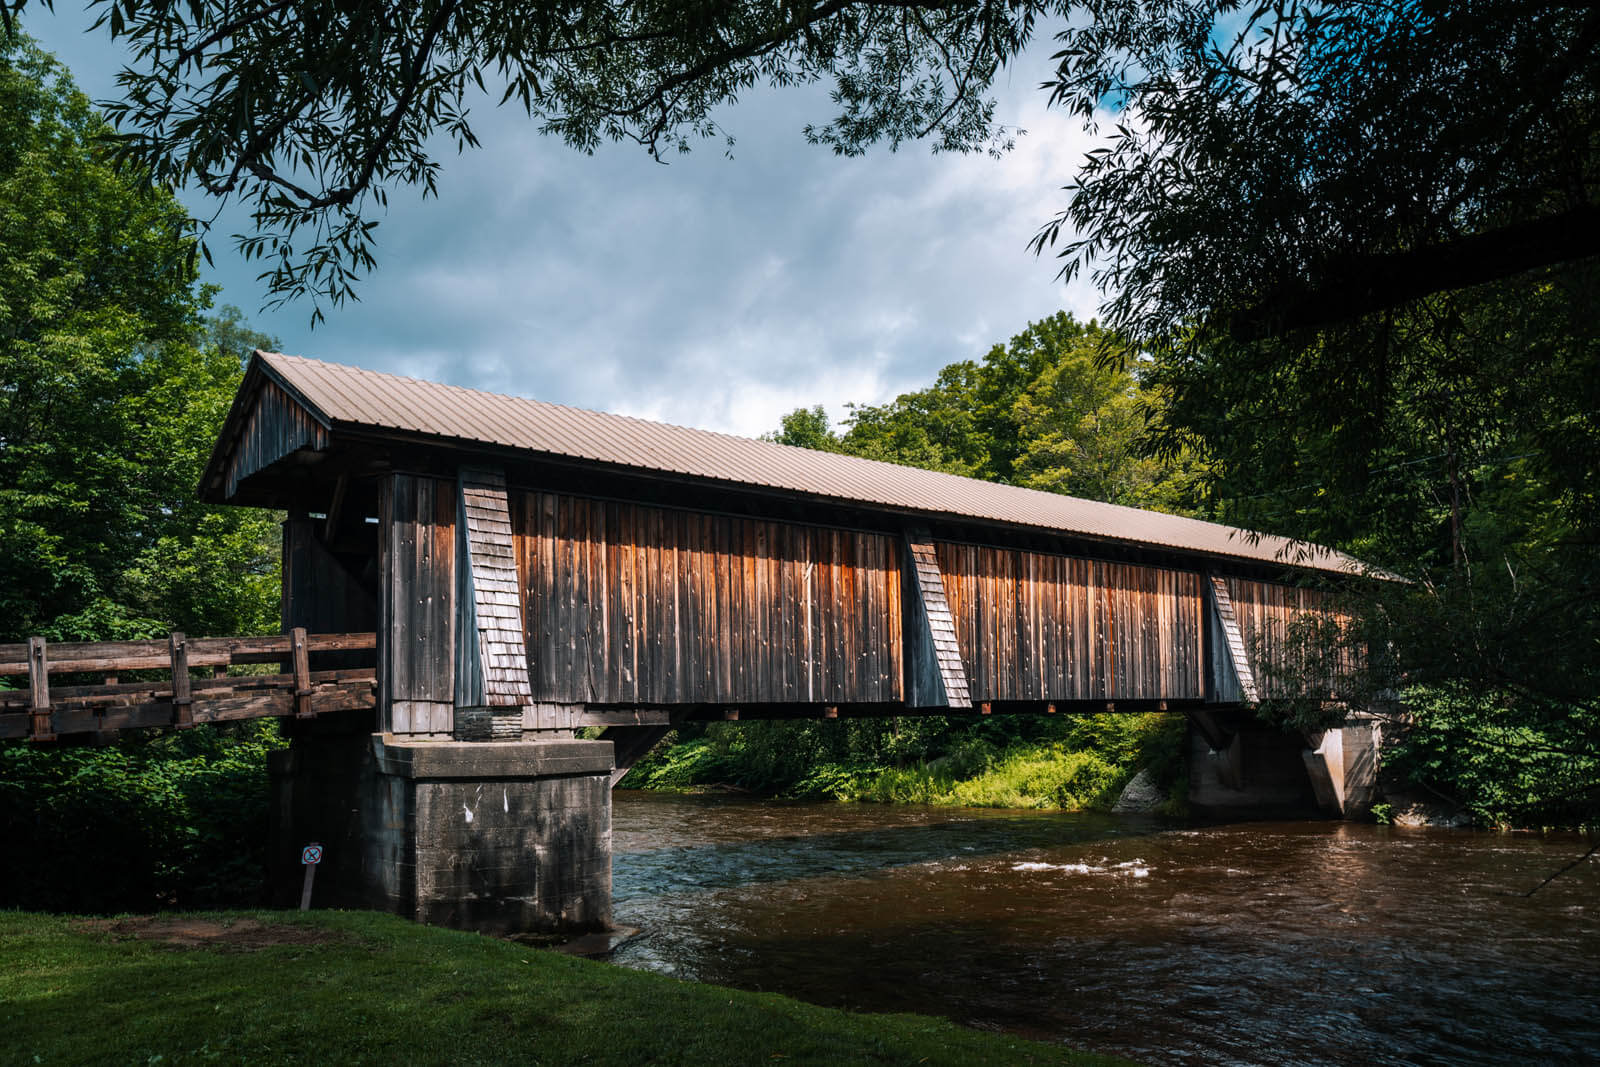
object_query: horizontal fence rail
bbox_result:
[0,630,377,741]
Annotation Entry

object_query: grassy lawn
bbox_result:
[0,910,1131,1066]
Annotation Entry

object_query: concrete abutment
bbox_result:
[270,734,614,934]
[1186,710,1381,820]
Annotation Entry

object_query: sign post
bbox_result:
[300,842,323,910]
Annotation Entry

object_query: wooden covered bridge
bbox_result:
[6,351,1379,932]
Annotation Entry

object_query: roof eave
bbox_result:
[196,350,334,505]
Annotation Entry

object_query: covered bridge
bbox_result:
[200,352,1377,932]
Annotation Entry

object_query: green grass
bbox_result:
[834,744,1122,809]
[0,910,1131,1066]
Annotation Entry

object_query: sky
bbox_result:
[25,8,1108,438]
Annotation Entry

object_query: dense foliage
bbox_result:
[0,34,280,642]
[625,712,1186,814]
[0,37,288,912]
[769,312,1201,514]
[0,723,284,910]
[1061,7,1600,825]
[7,2,1590,325]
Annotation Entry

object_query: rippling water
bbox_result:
[608,791,1600,1065]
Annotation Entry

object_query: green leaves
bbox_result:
[10,0,1063,316]
[768,312,1200,515]
[0,37,280,640]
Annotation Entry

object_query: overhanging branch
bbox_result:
[1229,203,1600,340]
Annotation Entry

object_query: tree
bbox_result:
[1036,1,1600,344]
[769,312,1198,513]
[763,405,841,453]
[6,2,1593,324]
[0,34,279,641]
[4,0,1064,317]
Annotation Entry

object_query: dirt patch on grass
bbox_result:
[75,916,344,951]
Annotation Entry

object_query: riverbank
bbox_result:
[620,713,1187,813]
[0,909,1127,1065]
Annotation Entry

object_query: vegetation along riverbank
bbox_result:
[0,910,1128,1066]
[620,714,1187,813]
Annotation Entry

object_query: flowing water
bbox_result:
[608,791,1599,1065]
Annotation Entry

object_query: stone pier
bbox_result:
[270,734,614,934]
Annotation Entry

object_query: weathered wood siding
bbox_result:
[379,474,456,733]
[512,492,903,705]
[1224,577,1356,699]
[281,518,378,638]
[937,543,1205,701]
[226,380,328,498]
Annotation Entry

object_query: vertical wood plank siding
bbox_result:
[937,543,1205,701]
[379,474,456,732]
[1224,578,1356,698]
[512,492,903,705]
[225,381,328,498]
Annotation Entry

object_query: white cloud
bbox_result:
[25,11,1113,437]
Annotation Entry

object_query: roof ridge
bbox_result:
[255,350,1371,576]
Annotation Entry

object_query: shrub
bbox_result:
[0,721,286,911]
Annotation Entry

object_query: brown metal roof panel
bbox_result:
[251,352,1366,574]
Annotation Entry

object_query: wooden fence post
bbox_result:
[292,627,313,719]
[27,637,53,742]
[169,632,193,728]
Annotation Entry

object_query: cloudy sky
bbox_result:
[27,8,1107,438]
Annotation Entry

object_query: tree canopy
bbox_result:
[767,312,1200,514]
[5,1,1593,326]
[0,34,279,641]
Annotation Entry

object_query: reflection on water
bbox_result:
[609,791,1600,1066]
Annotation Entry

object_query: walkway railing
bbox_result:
[0,630,377,741]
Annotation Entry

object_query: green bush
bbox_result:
[1387,683,1600,828]
[627,712,1188,812]
[0,721,286,911]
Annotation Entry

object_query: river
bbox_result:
[607,791,1599,1065]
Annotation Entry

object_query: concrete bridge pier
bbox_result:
[1185,709,1380,820]
[269,731,614,934]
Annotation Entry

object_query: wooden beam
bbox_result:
[27,637,53,741]
[169,632,193,728]
[722,708,740,721]
[0,670,380,740]
[291,627,313,718]
[600,724,674,788]
[823,705,838,719]
[570,707,672,728]
[322,473,349,544]
[0,632,375,675]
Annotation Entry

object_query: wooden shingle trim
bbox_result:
[905,528,971,708]
[460,467,533,707]
[1209,574,1259,703]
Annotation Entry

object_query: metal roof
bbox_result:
[249,351,1369,576]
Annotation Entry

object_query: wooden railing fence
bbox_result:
[0,630,377,741]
